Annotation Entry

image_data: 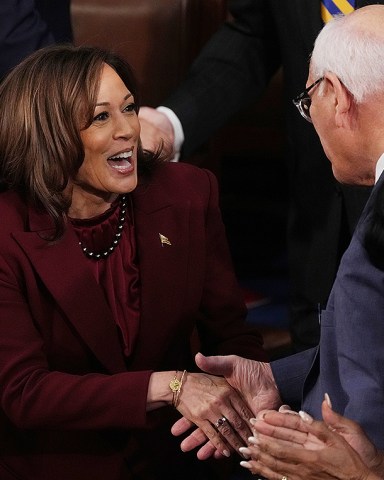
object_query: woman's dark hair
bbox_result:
[364,182,384,270]
[0,44,162,239]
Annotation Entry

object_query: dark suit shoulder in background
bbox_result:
[35,0,73,43]
[0,0,55,78]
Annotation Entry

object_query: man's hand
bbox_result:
[195,353,282,414]
[139,106,175,159]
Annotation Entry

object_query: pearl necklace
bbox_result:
[79,195,127,260]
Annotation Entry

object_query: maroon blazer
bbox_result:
[0,162,265,480]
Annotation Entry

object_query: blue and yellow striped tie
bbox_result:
[321,0,355,23]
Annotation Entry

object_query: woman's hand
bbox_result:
[175,371,255,459]
[239,397,384,480]
[320,397,383,474]
[171,353,282,459]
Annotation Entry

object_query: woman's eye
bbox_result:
[123,103,136,113]
[93,111,109,122]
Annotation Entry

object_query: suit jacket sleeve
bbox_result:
[0,254,152,431]
[0,0,54,78]
[164,0,281,157]
[271,347,317,410]
[323,222,384,448]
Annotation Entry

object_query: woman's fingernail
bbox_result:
[324,392,332,408]
[248,435,259,445]
[223,449,231,458]
[299,410,313,423]
[240,461,252,470]
[239,446,252,458]
[279,404,293,412]
[250,417,257,426]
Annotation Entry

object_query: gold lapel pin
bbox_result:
[159,233,172,247]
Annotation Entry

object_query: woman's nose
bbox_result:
[113,114,139,139]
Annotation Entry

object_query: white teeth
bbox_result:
[111,163,131,171]
[109,151,132,160]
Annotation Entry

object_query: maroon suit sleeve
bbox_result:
[0,195,153,431]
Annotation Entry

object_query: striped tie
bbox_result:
[321,0,355,23]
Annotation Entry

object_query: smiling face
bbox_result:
[71,63,140,216]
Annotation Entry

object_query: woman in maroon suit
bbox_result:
[0,44,266,480]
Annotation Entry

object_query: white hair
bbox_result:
[311,13,384,103]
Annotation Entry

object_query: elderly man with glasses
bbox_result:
[170,6,384,478]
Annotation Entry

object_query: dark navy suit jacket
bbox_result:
[0,0,54,78]
[272,170,384,448]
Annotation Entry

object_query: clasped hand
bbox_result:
[175,371,254,459]
[174,353,282,460]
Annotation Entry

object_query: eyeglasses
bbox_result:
[292,77,324,123]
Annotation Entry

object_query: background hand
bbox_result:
[139,106,175,159]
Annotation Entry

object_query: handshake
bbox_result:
[172,353,281,461]
[174,353,383,480]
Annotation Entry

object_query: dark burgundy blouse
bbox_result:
[70,196,140,357]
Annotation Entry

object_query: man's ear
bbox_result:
[325,72,354,128]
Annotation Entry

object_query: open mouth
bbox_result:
[107,150,133,172]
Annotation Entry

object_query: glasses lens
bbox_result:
[297,96,312,123]
[301,97,311,119]
[293,77,323,123]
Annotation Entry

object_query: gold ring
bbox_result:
[281,476,288,480]
[214,416,227,428]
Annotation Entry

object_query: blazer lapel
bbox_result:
[131,178,191,363]
[13,206,127,374]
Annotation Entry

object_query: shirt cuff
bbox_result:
[156,106,184,162]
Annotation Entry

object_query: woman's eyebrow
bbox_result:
[96,93,133,107]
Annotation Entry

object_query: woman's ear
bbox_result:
[325,72,355,128]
